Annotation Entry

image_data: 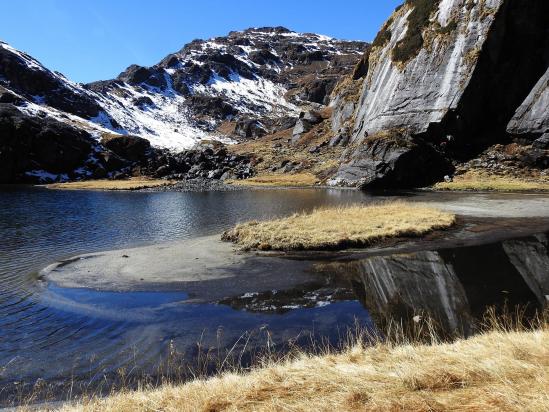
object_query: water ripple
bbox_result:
[0,186,372,391]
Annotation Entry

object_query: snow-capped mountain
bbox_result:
[1,27,367,151]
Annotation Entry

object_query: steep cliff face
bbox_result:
[330,0,549,188]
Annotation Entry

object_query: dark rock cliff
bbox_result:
[0,41,103,119]
[0,105,98,183]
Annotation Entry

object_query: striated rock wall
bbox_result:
[330,0,549,188]
[507,68,549,138]
[345,0,499,138]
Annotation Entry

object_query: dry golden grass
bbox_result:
[222,202,456,251]
[226,173,319,188]
[46,178,175,191]
[228,116,345,184]
[56,326,549,412]
[434,171,549,192]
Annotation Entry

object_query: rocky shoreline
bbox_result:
[142,178,244,192]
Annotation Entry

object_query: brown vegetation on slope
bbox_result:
[227,109,345,186]
[46,178,175,191]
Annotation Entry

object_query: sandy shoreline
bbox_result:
[40,193,549,293]
[41,235,318,298]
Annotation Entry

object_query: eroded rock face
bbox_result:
[0,105,97,183]
[340,0,496,141]
[330,0,549,188]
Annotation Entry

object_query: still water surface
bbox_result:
[0,187,546,403]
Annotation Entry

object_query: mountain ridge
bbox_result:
[1,27,367,150]
[0,28,368,183]
[1,2,547,188]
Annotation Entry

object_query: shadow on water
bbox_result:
[2,233,549,404]
[313,232,548,337]
[0,187,548,405]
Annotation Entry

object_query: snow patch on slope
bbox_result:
[193,71,298,116]
[95,83,232,151]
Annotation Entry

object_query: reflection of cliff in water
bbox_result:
[315,233,549,335]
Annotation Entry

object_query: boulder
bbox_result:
[292,110,323,144]
[298,78,338,105]
[117,65,167,89]
[507,67,549,138]
[533,134,549,150]
[234,119,267,138]
[329,127,351,147]
[331,133,453,189]
[101,134,151,163]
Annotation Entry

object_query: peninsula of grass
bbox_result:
[57,323,549,412]
[434,171,549,192]
[222,202,456,251]
[46,178,175,191]
[226,172,320,188]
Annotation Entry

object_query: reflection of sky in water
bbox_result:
[0,187,373,391]
[0,186,547,402]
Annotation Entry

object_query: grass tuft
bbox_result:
[434,171,549,192]
[222,201,456,251]
[53,311,549,412]
[226,173,319,188]
[46,178,175,191]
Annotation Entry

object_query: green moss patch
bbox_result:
[438,20,458,35]
[392,0,441,64]
[372,28,392,49]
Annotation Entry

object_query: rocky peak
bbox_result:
[82,27,367,150]
[0,29,367,183]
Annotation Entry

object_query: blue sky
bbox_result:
[1,0,403,84]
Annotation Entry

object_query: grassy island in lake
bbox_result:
[222,202,456,251]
